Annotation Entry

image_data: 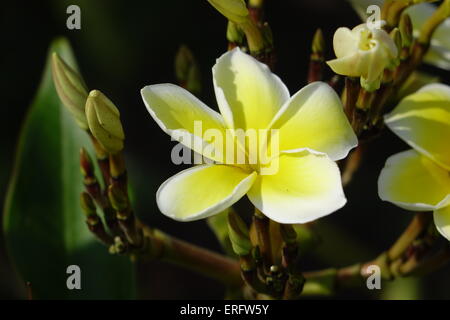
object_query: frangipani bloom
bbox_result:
[141,48,357,224]
[348,0,450,70]
[327,23,398,88]
[378,84,450,240]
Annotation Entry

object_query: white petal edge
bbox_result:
[384,83,450,171]
[141,84,227,162]
[247,149,347,224]
[268,81,358,161]
[434,206,450,241]
[157,164,257,222]
[378,149,450,212]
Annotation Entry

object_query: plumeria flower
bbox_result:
[327,23,398,90]
[348,0,450,70]
[141,48,357,224]
[378,83,450,240]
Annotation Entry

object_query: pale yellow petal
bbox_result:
[157,165,257,221]
[141,84,227,163]
[269,82,357,161]
[333,27,359,58]
[378,150,450,211]
[385,83,450,170]
[213,48,289,131]
[327,54,365,78]
[434,205,450,241]
[247,149,346,224]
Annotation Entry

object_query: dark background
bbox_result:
[1,0,449,299]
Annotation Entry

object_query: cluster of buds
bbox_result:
[226,209,304,299]
[51,52,142,253]
[51,53,125,154]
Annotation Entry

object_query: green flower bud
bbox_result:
[399,14,413,48]
[389,28,402,69]
[85,90,125,154]
[108,184,129,212]
[227,210,252,256]
[261,22,274,48]
[207,0,249,24]
[79,148,94,178]
[80,192,97,216]
[51,53,89,129]
[174,45,202,95]
[311,28,325,55]
[227,21,245,44]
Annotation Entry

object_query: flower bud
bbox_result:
[227,21,245,45]
[207,0,249,24]
[261,22,274,48]
[389,28,402,69]
[227,210,252,256]
[80,192,97,217]
[79,148,94,178]
[51,53,89,129]
[108,184,129,212]
[327,23,398,91]
[85,90,125,154]
[399,14,413,48]
[174,45,201,95]
[312,28,325,55]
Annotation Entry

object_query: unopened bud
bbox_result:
[207,0,249,24]
[227,211,252,256]
[227,21,245,45]
[51,53,89,129]
[108,184,129,212]
[80,148,94,177]
[261,22,274,48]
[399,14,413,48]
[312,28,325,55]
[175,45,201,95]
[389,28,402,69]
[85,90,125,154]
[80,192,97,216]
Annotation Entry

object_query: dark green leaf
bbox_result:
[3,38,135,299]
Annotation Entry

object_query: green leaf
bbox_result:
[3,38,135,299]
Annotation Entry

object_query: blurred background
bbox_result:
[1,0,449,299]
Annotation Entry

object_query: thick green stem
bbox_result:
[140,227,242,287]
[418,0,450,45]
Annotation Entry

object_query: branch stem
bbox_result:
[140,227,242,287]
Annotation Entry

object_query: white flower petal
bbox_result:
[347,0,450,70]
[434,205,450,241]
[378,149,450,211]
[247,149,346,224]
[157,164,257,221]
[141,84,227,162]
[269,82,357,161]
[213,48,290,130]
[385,83,450,170]
[333,27,359,58]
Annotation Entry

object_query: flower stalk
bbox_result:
[308,29,325,83]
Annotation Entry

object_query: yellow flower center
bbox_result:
[358,29,376,51]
